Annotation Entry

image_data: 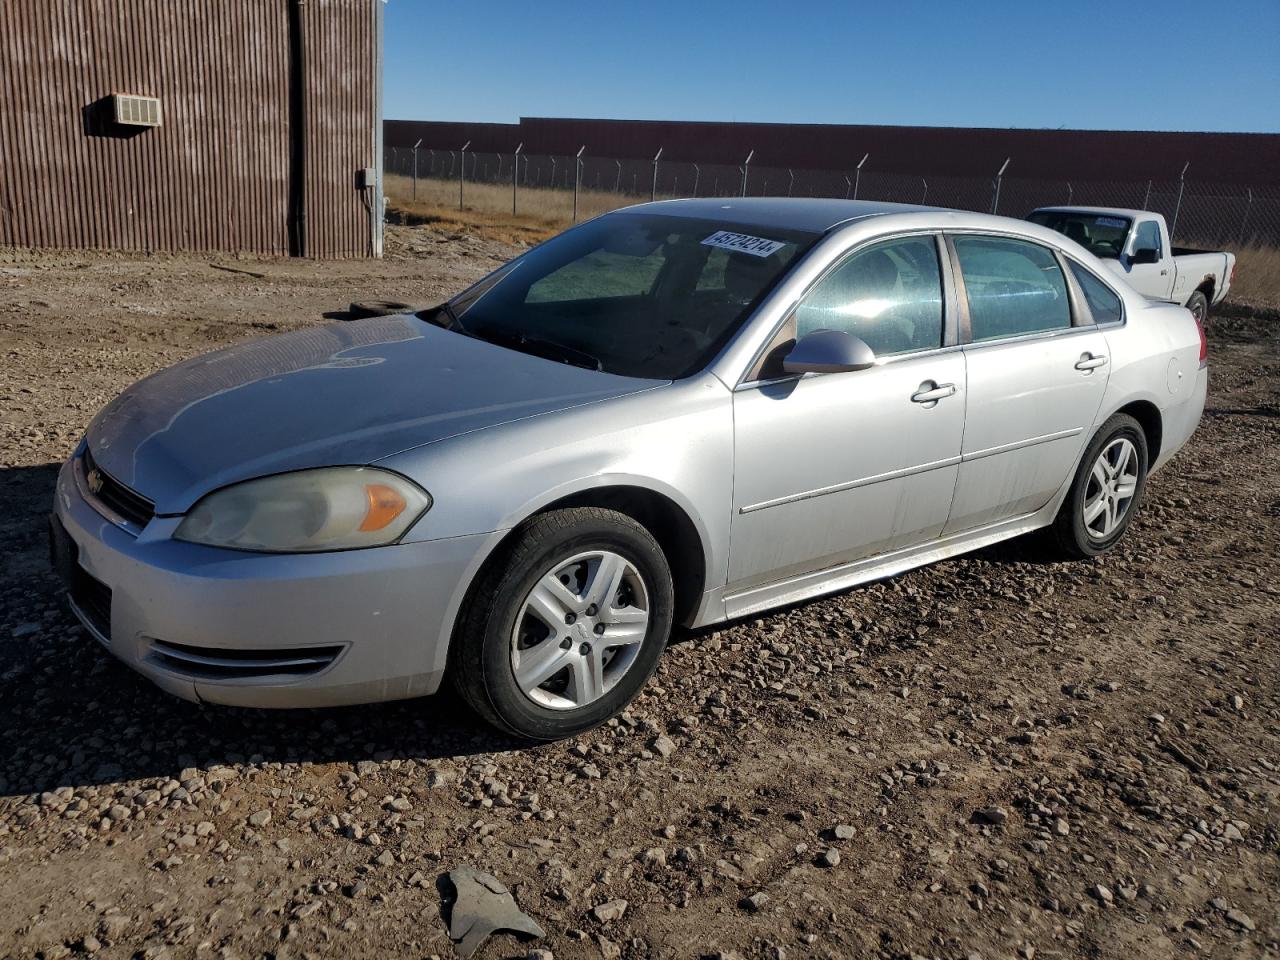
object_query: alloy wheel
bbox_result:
[1083,437,1139,541]
[510,550,649,710]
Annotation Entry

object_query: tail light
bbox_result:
[1194,313,1208,367]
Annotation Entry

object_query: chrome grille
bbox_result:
[149,639,343,680]
[83,448,155,529]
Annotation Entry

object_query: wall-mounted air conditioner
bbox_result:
[112,94,162,127]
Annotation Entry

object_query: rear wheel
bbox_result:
[1049,413,1148,559]
[451,507,674,740]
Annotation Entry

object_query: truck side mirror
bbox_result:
[1130,247,1160,265]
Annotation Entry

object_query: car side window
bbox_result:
[953,235,1071,342]
[1133,220,1162,257]
[794,236,943,356]
[1068,260,1124,324]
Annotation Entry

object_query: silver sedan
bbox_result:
[51,199,1208,739]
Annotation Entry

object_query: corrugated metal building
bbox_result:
[0,0,383,258]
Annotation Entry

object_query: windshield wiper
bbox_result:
[419,301,467,333]
[470,326,603,371]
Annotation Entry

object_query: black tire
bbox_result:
[1049,413,1149,559]
[347,299,413,320]
[1186,290,1209,327]
[451,507,675,740]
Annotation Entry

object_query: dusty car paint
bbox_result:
[53,198,1207,708]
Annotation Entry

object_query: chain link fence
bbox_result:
[384,145,1279,249]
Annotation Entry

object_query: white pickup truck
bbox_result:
[1028,206,1234,323]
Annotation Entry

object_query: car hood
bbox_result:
[86,315,662,513]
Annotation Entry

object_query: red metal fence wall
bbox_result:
[385,116,1280,186]
[0,0,378,257]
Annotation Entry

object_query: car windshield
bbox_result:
[436,213,817,379]
[1027,210,1131,260]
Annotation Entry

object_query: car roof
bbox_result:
[609,197,1121,261]
[1033,205,1145,219]
[614,197,945,234]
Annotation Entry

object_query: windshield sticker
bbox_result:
[701,230,786,258]
[1095,216,1128,228]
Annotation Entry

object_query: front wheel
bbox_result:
[1049,413,1149,559]
[451,507,674,740]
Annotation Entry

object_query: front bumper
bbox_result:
[52,454,493,708]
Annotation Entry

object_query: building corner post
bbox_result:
[370,0,385,258]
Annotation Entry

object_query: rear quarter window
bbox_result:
[1067,260,1124,324]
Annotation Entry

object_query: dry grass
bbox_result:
[1230,244,1280,308]
[384,173,647,245]
[385,200,561,247]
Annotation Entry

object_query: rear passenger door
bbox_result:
[942,234,1110,535]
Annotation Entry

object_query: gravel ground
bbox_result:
[1,228,1277,960]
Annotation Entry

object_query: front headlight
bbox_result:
[175,467,431,553]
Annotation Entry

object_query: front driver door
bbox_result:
[727,234,965,611]
[1119,218,1174,299]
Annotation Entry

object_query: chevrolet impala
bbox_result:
[51,198,1208,739]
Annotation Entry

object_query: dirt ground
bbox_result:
[1,226,1277,960]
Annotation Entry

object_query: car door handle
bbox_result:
[1075,353,1108,371]
[911,381,956,404]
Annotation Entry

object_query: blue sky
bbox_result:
[384,0,1280,133]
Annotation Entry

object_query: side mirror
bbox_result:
[782,329,876,375]
[1130,247,1160,265]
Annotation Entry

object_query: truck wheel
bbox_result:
[1185,291,1209,326]
[451,507,674,741]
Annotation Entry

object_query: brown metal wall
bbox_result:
[0,0,377,258]
[301,0,377,258]
[385,116,1280,186]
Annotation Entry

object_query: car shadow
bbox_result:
[1,458,1066,799]
[0,462,528,799]
[966,531,1062,567]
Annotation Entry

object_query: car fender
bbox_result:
[1091,301,1201,466]
[377,375,735,672]
[491,469,719,571]
[415,468,725,683]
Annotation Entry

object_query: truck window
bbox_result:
[1067,260,1123,324]
[1027,211,1130,259]
[1132,220,1162,258]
